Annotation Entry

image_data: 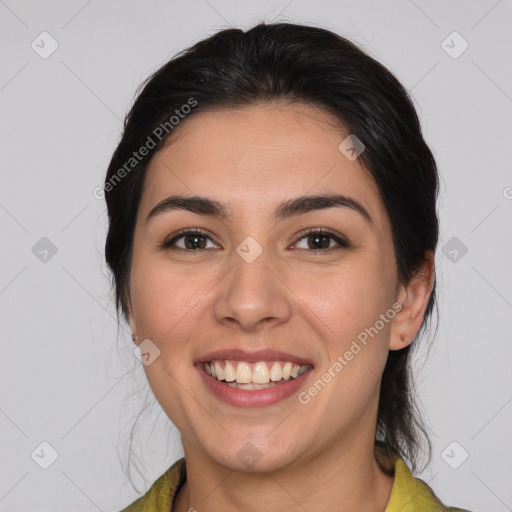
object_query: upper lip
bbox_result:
[196,348,314,367]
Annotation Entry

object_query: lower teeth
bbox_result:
[224,379,292,390]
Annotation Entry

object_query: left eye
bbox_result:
[293,230,349,251]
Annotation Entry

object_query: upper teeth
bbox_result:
[204,360,310,384]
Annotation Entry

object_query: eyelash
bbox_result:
[160,228,350,253]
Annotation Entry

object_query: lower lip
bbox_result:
[196,363,312,407]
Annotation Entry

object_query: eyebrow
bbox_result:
[146,194,373,226]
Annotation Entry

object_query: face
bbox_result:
[126,102,430,473]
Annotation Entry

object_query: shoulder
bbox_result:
[386,456,473,512]
[117,458,186,512]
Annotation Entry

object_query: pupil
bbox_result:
[310,234,329,250]
[186,234,205,250]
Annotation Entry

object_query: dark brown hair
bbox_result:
[104,21,439,481]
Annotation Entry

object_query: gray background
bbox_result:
[1,1,511,511]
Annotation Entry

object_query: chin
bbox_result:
[202,436,303,474]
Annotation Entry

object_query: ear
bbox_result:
[389,250,435,351]
[124,287,138,346]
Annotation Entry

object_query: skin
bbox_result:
[126,101,435,512]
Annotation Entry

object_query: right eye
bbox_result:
[161,229,220,251]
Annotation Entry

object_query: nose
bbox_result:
[213,246,292,332]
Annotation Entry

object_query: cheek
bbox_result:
[129,252,247,426]
[129,263,206,424]
[130,259,208,355]
[297,264,394,414]
[303,269,393,416]
[298,262,391,341]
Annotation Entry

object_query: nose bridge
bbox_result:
[213,237,291,330]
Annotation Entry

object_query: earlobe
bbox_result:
[125,290,139,345]
[128,313,139,345]
[389,251,435,351]
[389,286,411,351]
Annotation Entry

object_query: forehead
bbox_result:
[139,102,389,232]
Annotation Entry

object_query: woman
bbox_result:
[104,22,472,512]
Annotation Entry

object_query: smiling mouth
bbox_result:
[204,359,312,389]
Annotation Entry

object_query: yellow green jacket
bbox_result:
[119,455,472,512]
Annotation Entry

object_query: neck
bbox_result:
[173,433,394,512]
